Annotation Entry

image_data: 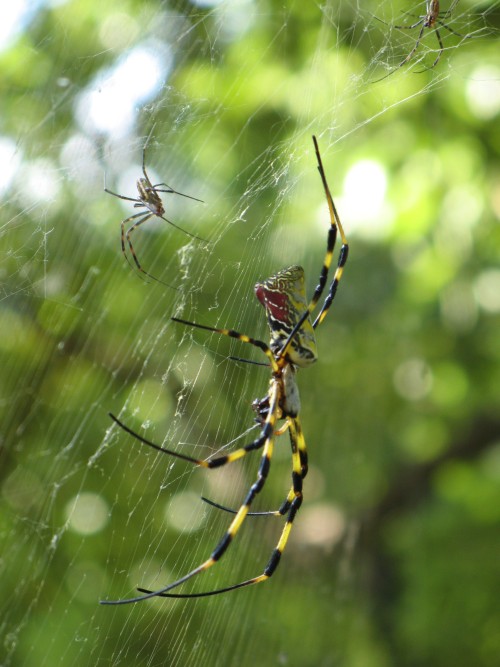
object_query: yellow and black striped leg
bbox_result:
[311,136,349,329]
[201,417,308,519]
[172,317,279,372]
[136,416,305,599]
[266,417,307,519]
[109,406,274,471]
[100,382,281,605]
[311,240,348,329]
[277,137,349,361]
[309,136,348,310]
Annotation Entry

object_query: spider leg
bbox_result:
[437,19,468,39]
[120,211,147,272]
[157,213,206,242]
[397,21,427,67]
[201,416,308,519]
[273,418,308,516]
[440,0,461,20]
[141,151,204,203]
[105,189,140,204]
[172,316,279,371]
[136,415,305,599]
[122,212,179,289]
[310,136,349,329]
[151,183,174,191]
[431,27,444,68]
[141,147,153,184]
[201,496,280,516]
[153,183,204,204]
[109,405,276,469]
[415,23,451,73]
[109,315,283,469]
[371,13,423,31]
[100,382,281,604]
[277,137,348,360]
[371,19,428,83]
[392,19,425,31]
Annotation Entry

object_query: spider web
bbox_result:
[1,1,498,666]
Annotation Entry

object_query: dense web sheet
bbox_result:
[1,1,499,666]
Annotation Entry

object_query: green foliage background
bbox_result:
[1,1,499,666]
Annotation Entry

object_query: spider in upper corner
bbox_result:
[100,135,349,604]
[105,147,205,289]
[374,0,469,82]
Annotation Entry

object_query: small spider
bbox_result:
[105,147,204,288]
[100,136,349,604]
[374,1,468,82]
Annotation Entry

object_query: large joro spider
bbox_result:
[101,136,349,604]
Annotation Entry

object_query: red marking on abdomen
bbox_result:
[255,286,290,323]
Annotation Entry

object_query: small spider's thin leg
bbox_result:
[101,382,281,605]
[124,216,186,289]
[392,19,425,31]
[437,19,468,39]
[395,21,427,67]
[430,27,445,68]
[123,213,179,289]
[136,416,305,599]
[141,147,153,185]
[141,151,204,204]
[153,183,204,204]
[157,213,206,243]
[371,19,427,83]
[119,211,147,272]
[415,20,464,73]
[105,188,141,204]
[172,316,279,372]
[371,13,424,31]
[125,212,154,270]
[277,137,348,361]
[118,212,179,289]
[442,0,461,20]
[150,183,174,191]
[370,61,413,84]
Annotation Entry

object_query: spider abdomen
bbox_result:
[255,265,317,368]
